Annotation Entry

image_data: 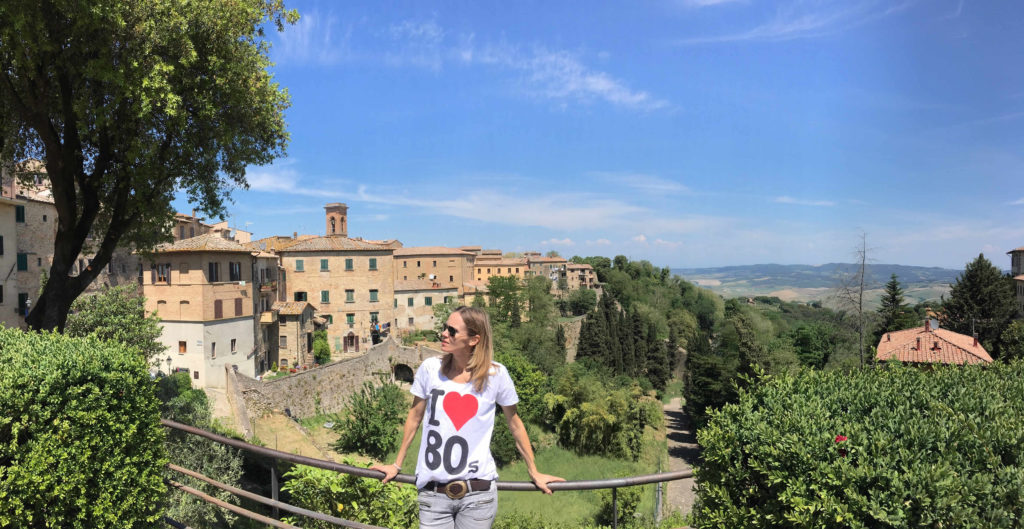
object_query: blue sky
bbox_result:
[174,0,1024,269]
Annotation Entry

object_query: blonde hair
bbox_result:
[442,306,494,393]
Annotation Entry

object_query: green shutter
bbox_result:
[320,259,329,271]
[295,259,304,271]
[16,253,28,271]
[345,258,353,270]
[321,290,329,303]
[15,206,25,223]
[369,258,377,270]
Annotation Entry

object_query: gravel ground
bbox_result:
[662,397,698,520]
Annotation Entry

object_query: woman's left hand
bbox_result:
[529,472,566,495]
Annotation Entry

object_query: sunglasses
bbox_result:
[439,324,463,338]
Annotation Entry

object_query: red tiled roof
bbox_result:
[279,236,402,252]
[272,301,314,316]
[154,233,253,253]
[876,325,992,365]
[567,263,594,270]
[528,256,567,264]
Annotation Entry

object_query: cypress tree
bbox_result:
[877,274,917,335]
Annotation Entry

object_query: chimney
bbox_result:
[293,231,297,239]
[887,333,891,341]
[973,333,979,347]
[924,319,931,332]
[916,337,921,350]
[191,208,196,219]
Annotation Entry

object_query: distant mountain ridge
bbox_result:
[672,263,968,304]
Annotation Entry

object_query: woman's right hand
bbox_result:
[370,463,400,484]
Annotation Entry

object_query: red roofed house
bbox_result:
[875,320,992,366]
[1007,247,1024,316]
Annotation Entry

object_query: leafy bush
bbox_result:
[332,377,406,459]
[596,483,643,527]
[281,463,417,529]
[0,329,167,527]
[695,362,1024,528]
[490,414,519,467]
[65,284,166,361]
[313,329,330,364]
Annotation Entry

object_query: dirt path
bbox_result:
[663,397,698,518]
[251,413,329,459]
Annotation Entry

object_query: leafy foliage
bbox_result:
[941,254,1016,356]
[876,274,920,336]
[65,284,166,361]
[0,329,166,528]
[694,362,1024,528]
[0,0,293,329]
[313,329,330,364]
[157,373,246,528]
[281,463,417,529]
[332,377,406,459]
[566,287,598,316]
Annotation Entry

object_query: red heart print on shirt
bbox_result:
[443,392,478,431]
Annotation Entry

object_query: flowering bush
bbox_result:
[694,362,1024,528]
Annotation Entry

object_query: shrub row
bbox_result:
[694,362,1024,528]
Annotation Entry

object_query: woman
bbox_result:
[372,306,564,528]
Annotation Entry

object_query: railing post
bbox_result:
[612,487,618,529]
[270,464,279,518]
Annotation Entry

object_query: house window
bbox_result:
[295,259,304,272]
[235,298,243,316]
[325,315,333,324]
[193,371,199,380]
[346,313,355,325]
[321,290,330,303]
[231,339,237,353]
[444,296,452,304]
[346,289,355,303]
[0,236,3,255]
[294,291,307,302]
[178,341,186,354]
[280,335,287,348]
[408,317,415,326]
[18,293,28,314]
[156,263,173,283]
[407,297,414,307]
[16,253,27,271]
[433,260,437,267]
[449,275,454,282]
[179,226,185,239]
[211,342,217,359]
[487,268,491,274]
[403,261,407,268]
[417,260,421,267]
[229,262,242,281]
[516,268,520,273]
[321,258,329,271]
[208,262,220,282]
[369,289,378,302]
[394,298,398,308]
[425,297,433,306]
[15,206,25,223]
[214,300,223,319]
[370,311,379,323]
[0,285,3,304]
[369,258,377,270]
[345,258,353,271]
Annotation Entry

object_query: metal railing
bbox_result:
[162,419,693,529]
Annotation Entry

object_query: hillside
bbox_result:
[673,263,966,306]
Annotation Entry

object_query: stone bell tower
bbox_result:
[325,203,348,237]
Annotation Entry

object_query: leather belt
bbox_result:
[423,479,491,499]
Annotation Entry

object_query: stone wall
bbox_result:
[561,316,583,363]
[224,365,253,437]
[233,337,439,422]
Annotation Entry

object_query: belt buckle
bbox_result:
[444,480,469,500]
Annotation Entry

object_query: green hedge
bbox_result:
[0,329,167,528]
[695,362,1024,528]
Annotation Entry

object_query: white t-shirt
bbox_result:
[410,356,519,490]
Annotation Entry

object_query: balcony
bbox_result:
[260,280,278,292]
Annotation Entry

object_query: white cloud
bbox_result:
[384,19,446,70]
[775,196,836,207]
[654,238,682,248]
[1011,198,1024,206]
[632,234,648,243]
[678,0,918,44]
[592,172,690,194]
[274,10,350,65]
[587,238,612,246]
[541,238,575,246]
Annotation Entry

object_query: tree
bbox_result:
[486,275,523,325]
[877,274,918,336]
[941,253,1016,355]
[313,329,330,364]
[545,250,561,258]
[1000,321,1024,362]
[566,287,598,315]
[332,378,406,460]
[64,284,165,362]
[0,0,294,330]
[833,233,870,368]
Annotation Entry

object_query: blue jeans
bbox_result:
[417,482,498,529]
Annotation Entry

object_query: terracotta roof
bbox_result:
[393,246,473,257]
[154,233,253,253]
[876,325,992,365]
[394,279,459,292]
[1008,247,1024,253]
[528,256,567,264]
[474,258,527,267]
[279,236,402,252]
[567,263,594,270]
[247,236,299,252]
[272,301,314,315]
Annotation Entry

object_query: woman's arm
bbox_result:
[501,404,565,494]
[371,396,426,484]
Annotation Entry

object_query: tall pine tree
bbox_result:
[877,274,918,336]
[941,253,1016,356]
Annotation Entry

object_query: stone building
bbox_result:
[143,233,277,388]
[473,257,529,283]
[1009,247,1024,316]
[173,211,252,243]
[566,262,599,290]
[527,255,568,282]
[0,195,21,327]
[393,246,475,294]
[393,279,459,331]
[277,203,402,355]
[272,301,316,368]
